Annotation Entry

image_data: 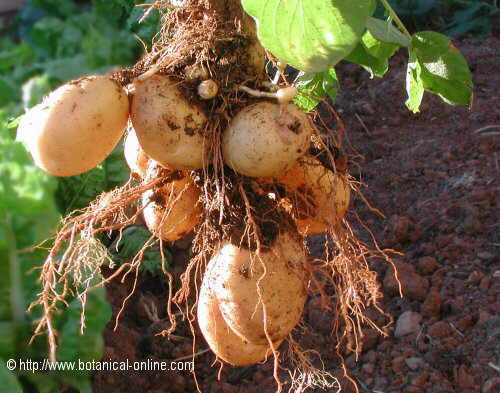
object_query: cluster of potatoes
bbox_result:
[18,73,351,365]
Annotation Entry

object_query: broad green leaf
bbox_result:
[345,31,399,78]
[411,31,473,107]
[365,17,410,47]
[0,360,23,393]
[405,52,424,113]
[294,68,339,111]
[242,0,375,72]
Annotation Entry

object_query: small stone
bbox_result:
[412,372,429,386]
[361,328,379,351]
[418,256,439,274]
[482,377,500,393]
[395,311,422,337]
[467,270,483,285]
[420,288,441,317]
[393,216,413,242]
[477,251,495,261]
[480,276,492,291]
[478,311,492,325]
[457,364,474,389]
[428,321,453,339]
[384,261,430,301]
[405,357,424,371]
[392,356,406,373]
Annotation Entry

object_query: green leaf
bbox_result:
[109,226,169,275]
[293,68,339,111]
[411,31,473,107]
[365,17,410,47]
[345,30,399,78]
[405,52,424,113]
[57,287,112,362]
[0,360,23,393]
[242,0,375,72]
[55,143,129,214]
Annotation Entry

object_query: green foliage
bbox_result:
[109,226,170,276]
[443,1,499,37]
[248,0,473,112]
[294,69,339,112]
[406,31,473,111]
[0,1,156,391]
[242,0,376,73]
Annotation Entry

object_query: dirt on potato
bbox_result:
[92,36,500,393]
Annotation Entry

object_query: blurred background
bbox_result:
[0,1,498,392]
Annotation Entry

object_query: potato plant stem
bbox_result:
[378,0,412,39]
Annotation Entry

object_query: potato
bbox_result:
[124,127,149,178]
[17,76,129,177]
[222,102,313,177]
[198,264,281,366]
[211,233,307,344]
[142,171,202,241]
[279,158,351,235]
[131,75,208,170]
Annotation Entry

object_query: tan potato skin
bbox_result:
[17,76,129,177]
[124,128,149,178]
[279,158,351,235]
[131,75,208,170]
[142,174,202,241]
[222,102,313,177]
[211,233,307,344]
[198,264,281,366]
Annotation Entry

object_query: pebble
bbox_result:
[420,287,442,317]
[478,251,495,261]
[405,357,425,371]
[418,256,439,274]
[384,261,430,301]
[428,321,453,339]
[395,311,422,337]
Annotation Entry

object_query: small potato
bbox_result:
[142,170,202,241]
[198,264,281,366]
[279,158,351,235]
[211,233,307,344]
[17,76,129,177]
[131,75,208,170]
[222,102,312,177]
[124,127,149,178]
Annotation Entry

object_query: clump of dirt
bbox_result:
[93,35,500,393]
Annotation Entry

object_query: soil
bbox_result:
[92,36,500,393]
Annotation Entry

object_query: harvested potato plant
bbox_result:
[27,0,393,391]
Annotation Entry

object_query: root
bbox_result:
[286,333,340,393]
[29,177,164,361]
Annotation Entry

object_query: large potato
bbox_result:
[17,76,129,177]
[198,264,281,366]
[222,102,313,177]
[131,75,208,170]
[279,158,351,235]
[124,127,149,178]
[211,233,307,344]
[142,171,202,241]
